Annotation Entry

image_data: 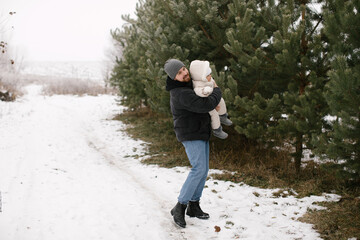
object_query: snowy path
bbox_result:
[0,85,339,240]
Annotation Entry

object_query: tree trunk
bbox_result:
[294,1,308,174]
[295,133,303,174]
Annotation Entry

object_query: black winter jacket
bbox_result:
[166,76,222,142]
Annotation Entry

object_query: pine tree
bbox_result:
[110,13,148,110]
[223,0,329,172]
[110,0,335,174]
[314,0,360,181]
[142,0,234,113]
[222,0,284,147]
[111,0,234,112]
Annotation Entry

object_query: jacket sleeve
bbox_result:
[178,87,222,113]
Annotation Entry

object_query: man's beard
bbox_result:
[183,74,191,82]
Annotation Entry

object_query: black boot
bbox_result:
[170,202,187,228]
[186,201,210,219]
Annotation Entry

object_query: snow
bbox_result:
[0,83,341,240]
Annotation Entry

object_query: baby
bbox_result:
[189,60,232,139]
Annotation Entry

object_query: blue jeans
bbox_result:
[178,140,209,204]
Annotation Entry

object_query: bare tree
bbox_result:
[0,11,16,71]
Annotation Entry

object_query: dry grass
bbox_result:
[0,72,24,100]
[41,77,114,96]
[1,73,116,99]
[299,196,360,240]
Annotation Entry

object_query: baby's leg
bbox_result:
[209,109,228,139]
[217,98,227,115]
[218,98,233,126]
[209,109,220,129]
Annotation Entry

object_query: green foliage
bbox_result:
[110,0,233,113]
[223,0,329,172]
[313,0,360,181]
[231,93,282,147]
[110,14,148,110]
[110,0,358,174]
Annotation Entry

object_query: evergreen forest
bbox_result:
[110,0,360,185]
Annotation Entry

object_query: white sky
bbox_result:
[0,0,139,61]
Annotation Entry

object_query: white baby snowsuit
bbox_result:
[189,60,227,130]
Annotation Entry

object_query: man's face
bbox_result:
[174,67,191,82]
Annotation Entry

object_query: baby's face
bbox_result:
[206,74,212,82]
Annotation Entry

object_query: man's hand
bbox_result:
[215,104,220,112]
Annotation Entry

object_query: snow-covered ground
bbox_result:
[0,83,341,240]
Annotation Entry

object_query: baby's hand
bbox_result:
[216,105,220,111]
[203,86,212,95]
[213,80,218,88]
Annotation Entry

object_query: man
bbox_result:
[164,59,222,228]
